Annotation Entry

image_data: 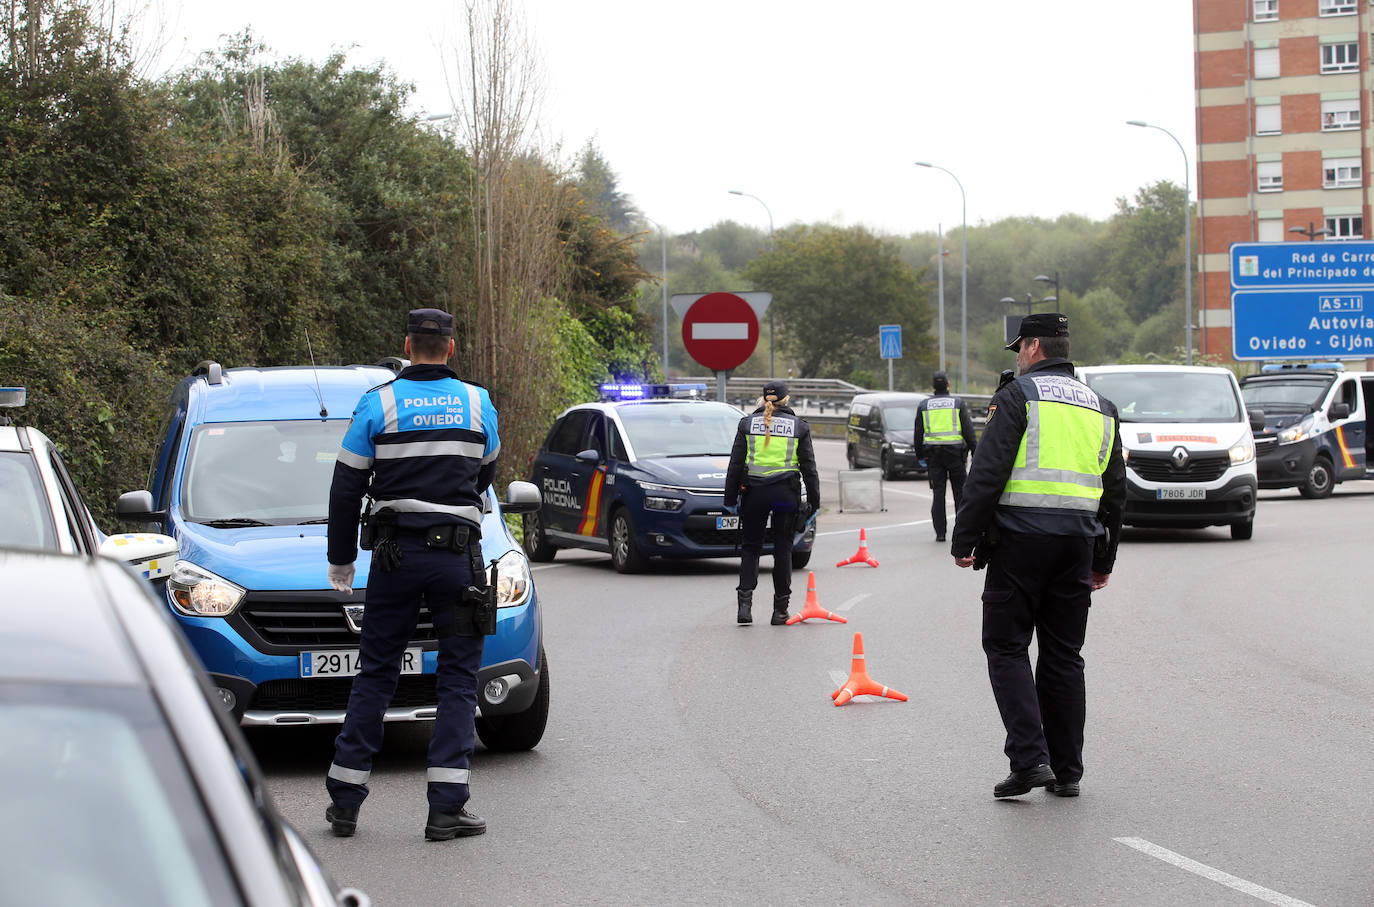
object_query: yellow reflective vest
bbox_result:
[999,374,1115,514]
[745,413,802,481]
[921,397,964,446]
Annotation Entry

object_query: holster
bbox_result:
[431,529,496,638]
[358,498,376,550]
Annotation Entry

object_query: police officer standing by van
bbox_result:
[724,380,820,626]
[950,313,1125,800]
[913,370,977,543]
[324,307,501,841]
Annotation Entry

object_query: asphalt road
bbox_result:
[253,438,1374,906]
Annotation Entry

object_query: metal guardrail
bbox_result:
[679,376,994,440]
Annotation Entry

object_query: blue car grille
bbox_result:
[250,675,438,711]
[228,592,439,654]
[1129,451,1230,483]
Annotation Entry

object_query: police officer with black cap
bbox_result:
[950,312,1126,799]
[724,380,820,625]
[323,307,501,840]
[912,370,977,542]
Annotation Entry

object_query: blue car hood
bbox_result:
[174,512,516,591]
[631,455,733,488]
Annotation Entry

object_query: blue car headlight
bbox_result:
[494,549,532,608]
[1277,415,1314,444]
[638,481,685,511]
[168,560,246,617]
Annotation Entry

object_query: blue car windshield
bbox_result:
[182,420,348,525]
[1083,372,1242,423]
[616,402,741,458]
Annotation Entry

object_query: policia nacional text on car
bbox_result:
[324,307,501,841]
[950,313,1126,800]
[724,381,821,626]
[912,370,977,543]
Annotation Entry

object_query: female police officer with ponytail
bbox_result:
[723,380,821,625]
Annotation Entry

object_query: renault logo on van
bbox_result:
[1171,446,1190,469]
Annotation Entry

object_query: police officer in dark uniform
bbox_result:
[913,370,977,543]
[950,313,1126,799]
[724,380,821,626]
[323,307,501,840]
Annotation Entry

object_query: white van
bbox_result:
[1075,365,1261,540]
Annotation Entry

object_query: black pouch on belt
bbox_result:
[424,523,470,552]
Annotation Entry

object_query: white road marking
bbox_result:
[835,593,871,612]
[817,519,929,537]
[1113,838,1317,907]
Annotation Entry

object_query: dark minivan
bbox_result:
[844,392,928,479]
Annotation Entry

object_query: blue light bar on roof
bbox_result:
[1260,362,1344,373]
[599,382,711,401]
[0,387,26,408]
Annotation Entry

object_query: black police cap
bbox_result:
[762,380,789,400]
[407,307,454,336]
[1005,312,1069,352]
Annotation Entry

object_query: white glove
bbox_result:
[327,563,355,594]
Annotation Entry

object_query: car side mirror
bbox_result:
[115,489,165,522]
[574,448,602,465]
[502,480,542,514]
[1248,409,1266,431]
[97,533,179,578]
[1329,402,1351,420]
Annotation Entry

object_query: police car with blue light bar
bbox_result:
[522,383,817,572]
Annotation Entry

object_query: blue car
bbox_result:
[521,383,817,572]
[117,361,548,751]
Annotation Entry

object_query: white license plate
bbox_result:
[716,516,740,530]
[1156,487,1206,501]
[300,647,423,677]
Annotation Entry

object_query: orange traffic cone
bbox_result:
[835,528,879,568]
[785,571,848,625]
[832,632,907,706]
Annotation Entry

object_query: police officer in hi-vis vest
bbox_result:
[950,312,1126,800]
[913,370,977,543]
[724,380,821,626]
[324,307,501,841]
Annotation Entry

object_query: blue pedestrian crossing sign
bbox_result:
[879,324,902,359]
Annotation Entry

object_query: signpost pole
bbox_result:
[716,370,728,403]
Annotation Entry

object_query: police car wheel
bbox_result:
[521,510,558,562]
[609,508,648,573]
[475,648,550,752]
[791,549,812,569]
[1230,518,1254,540]
[1298,457,1334,499]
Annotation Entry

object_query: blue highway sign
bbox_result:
[1231,241,1374,290]
[879,324,902,360]
[1232,290,1374,360]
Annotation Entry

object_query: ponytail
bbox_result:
[760,393,789,446]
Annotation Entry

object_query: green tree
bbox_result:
[574,140,636,232]
[1099,181,1190,323]
[743,225,933,378]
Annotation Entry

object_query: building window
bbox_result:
[1254,0,1278,20]
[1323,157,1362,188]
[1254,47,1280,78]
[1258,220,1285,242]
[1255,104,1282,135]
[1325,215,1364,239]
[1322,99,1360,130]
[1321,42,1359,73]
[1319,0,1356,14]
[1257,161,1284,192]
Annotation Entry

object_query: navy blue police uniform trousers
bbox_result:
[736,480,798,599]
[925,445,967,539]
[327,534,485,813]
[980,530,1093,783]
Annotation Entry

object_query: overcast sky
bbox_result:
[146,0,1197,238]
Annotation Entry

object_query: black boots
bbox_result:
[326,802,359,837]
[424,807,487,840]
[736,590,753,624]
[771,595,790,625]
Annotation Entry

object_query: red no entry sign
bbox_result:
[680,292,760,372]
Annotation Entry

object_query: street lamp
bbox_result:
[1033,272,1061,313]
[916,162,967,392]
[638,214,671,377]
[1289,222,1329,241]
[727,189,775,378]
[1127,120,1193,365]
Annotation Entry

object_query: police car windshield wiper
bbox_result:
[296,517,330,525]
[663,452,731,458]
[196,517,272,528]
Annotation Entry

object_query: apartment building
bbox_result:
[1195,0,1371,362]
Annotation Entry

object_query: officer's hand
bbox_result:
[723,503,739,515]
[327,563,355,593]
[1091,571,1110,591]
[954,555,975,568]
